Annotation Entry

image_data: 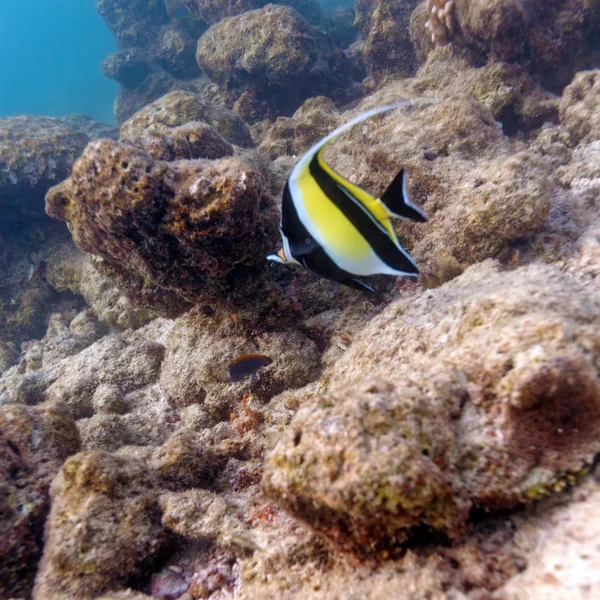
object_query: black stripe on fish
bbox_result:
[308,153,419,275]
[281,182,374,291]
[281,182,319,258]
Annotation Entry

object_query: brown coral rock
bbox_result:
[45,139,279,306]
[0,402,80,599]
[120,90,253,148]
[559,69,600,144]
[355,0,420,79]
[264,263,600,551]
[258,97,339,160]
[183,0,323,25]
[0,116,88,233]
[33,451,170,599]
[420,0,588,91]
[195,4,354,123]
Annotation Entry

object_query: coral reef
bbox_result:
[195,4,356,123]
[0,402,80,598]
[3,0,600,593]
[559,69,600,143]
[0,116,117,346]
[96,0,208,124]
[258,96,340,160]
[183,0,324,25]
[45,136,279,308]
[264,263,600,551]
[0,116,89,233]
[419,0,594,91]
[33,451,171,599]
[120,90,254,148]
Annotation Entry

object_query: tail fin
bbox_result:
[380,170,428,223]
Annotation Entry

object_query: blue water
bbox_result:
[0,0,118,124]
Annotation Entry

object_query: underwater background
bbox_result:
[0,0,117,123]
[1,1,600,599]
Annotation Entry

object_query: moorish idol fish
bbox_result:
[267,103,429,293]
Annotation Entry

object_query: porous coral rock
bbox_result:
[160,488,252,546]
[494,479,600,600]
[0,401,80,599]
[102,48,155,89]
[195,4,355,123]
[95,0,170,49]
[45,246,153,330]
[0,341,17,373]
[130,121,234,162]
[263,263,600,551]
[33,451,171,599]
[559,69,600,144]
[45,138,279,307]
[115,71,206,126]
[149,429,221,490]
[44,334,165,419]
[120,90,254,148]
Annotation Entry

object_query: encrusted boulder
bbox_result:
[33,451,171,599]
[263,263,600,551]
[114,71,204,126]
[0,116,88,233]
[120,90,254,148]
[0,402,80,599]
[183,0,323,25]
[159,307,321,416]
[95,0,169,49]
[258,96,339,160]
[418,0,591,91]
[195,4,356,123]
[45,138,279,307]
[559,69,600,144]
[102,48,154,89]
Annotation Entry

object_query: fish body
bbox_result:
[228,353,272,383]
[268,103,429,292]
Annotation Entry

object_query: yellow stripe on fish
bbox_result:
[267,101,431,293]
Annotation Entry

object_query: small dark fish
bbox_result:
[228,353,272,383]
